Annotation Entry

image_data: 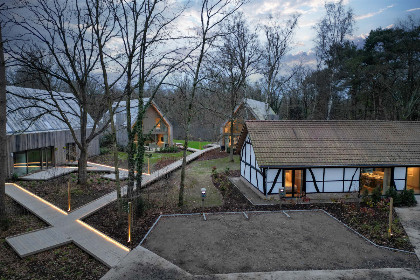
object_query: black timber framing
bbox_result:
[240,135,264,193]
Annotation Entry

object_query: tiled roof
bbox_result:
[238,120,420,167]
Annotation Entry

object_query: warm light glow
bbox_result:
[88,162,151,176]
[7,183,68,215]
[76,220,130,252]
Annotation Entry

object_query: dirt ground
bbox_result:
[143,211,420,275]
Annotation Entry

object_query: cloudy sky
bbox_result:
[228,0,420,67]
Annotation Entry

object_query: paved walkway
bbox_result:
[5,145,219,268]
[20,163,117,181]
[5,183,130,267]
[395,195,420,260]
[102,145,219,182]
[101,247,420,280]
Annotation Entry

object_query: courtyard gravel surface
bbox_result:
[143,211,420,275]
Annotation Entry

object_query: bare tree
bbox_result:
[178,0,245,207]
[206,12,260,161]
[314,0,354,120]
[6,0,115,184]
[261,14,299,115]
[0,16,7,228]
[110,0,191,212]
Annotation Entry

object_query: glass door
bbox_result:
[284,169,303,197]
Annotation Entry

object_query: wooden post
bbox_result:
[388,197,393,238]
[67,182,71,212]
[128,202,132,243]
[147,158,150,175]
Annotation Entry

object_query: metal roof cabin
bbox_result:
[112,99,173,148]
[6,86,100,177]
[220,98,277,151]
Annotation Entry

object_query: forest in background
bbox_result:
[5,2,420,142]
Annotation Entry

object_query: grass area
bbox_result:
[144,154,240,210]
[90,150,191,173]
[174,139,213,150]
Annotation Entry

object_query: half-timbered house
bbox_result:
[237,120,420,197]
[6,86,100,177]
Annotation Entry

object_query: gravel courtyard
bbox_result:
[142,211,420,275]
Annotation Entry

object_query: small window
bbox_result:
[155,118,161,128]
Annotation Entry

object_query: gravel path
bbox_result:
[143,211,420,275]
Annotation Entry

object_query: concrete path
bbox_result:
[229,177,277,205]
[20,162,117,181]
[102,145,220,182]
[101,246,191,280]
[5,145,220,268]
[101,246,420,280]
[395,195,420,260]
[5,183,130,267]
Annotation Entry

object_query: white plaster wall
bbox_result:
[344,168,359,180]
[323,181,343,192]
[324,168,343,181]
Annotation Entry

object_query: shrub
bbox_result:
[385,187,417,207]
[398,189,417,207]
[371,186,382,204]
[361,188,370,204]
[100,133,113,147]
[11,173,19,181]
[385,187,401,205]
[157,146,178,153]
[100,147,110,155]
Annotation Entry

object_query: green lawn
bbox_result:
[116,151,191,172]
[144,154,240,210]
[174,139,213,150]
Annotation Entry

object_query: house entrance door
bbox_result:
[284,169,303,197]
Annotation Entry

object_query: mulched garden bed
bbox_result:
[152,158,178,171]
[90,154,128,169]
[1,196,108,280]
[196,149,229,161]
[17,173,118,212]
[84,171,416,252]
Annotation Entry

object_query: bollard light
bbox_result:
[201,188,206,198]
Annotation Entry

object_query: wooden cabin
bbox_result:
[113,99,173,148]
[6,86,100,177]
[236,120,420,197]
[220,98,276,151]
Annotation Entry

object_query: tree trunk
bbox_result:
[178,128,189,207]
[109,104,122,222]
[78,147,88,185]
[126,97,135,201]
[229,119,234,162]
[77,103,88,184]
[0,25,7,226]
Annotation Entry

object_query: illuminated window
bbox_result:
[407,167,420,194]
[155,118,161,128]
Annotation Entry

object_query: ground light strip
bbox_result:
[7,183,68,215]
[76,220,130,252]
[87,161,150,175]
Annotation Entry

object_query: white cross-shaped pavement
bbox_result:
[5,183,130,267]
